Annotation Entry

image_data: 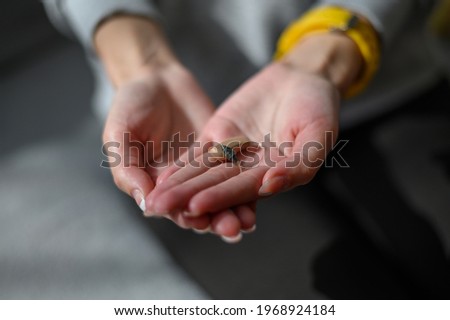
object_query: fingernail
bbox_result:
[132,190,145,211]
[242,225,256,234]
[139,199,146,212]
[221,233,242,244]
[193,226,211,234]
[258,176,287,196]
[143,209,158,217]
[183,209,200,217]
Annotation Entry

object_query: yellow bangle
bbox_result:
[274,6,381,99]
[430,0,450,38]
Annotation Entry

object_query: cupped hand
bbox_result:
[148,32,363,227]
[103,63,216,230]
[96,15,259,239]
[148,61,340,219]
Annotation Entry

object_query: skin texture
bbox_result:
[96,14,365,241]
[96,15,256,236]
[148,33,363,236]
[149,62,340,216]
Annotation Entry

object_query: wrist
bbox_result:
[280,32,363,94]
[275,7,381,98]
[94,14,178,87]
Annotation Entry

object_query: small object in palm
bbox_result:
[221,145,238,163]
[208,136,255,163]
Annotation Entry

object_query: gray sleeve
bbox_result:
[42,0,161,53]
[317,0,436,46]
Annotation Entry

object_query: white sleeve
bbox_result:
[42,0,161,53]
[317,0,436,46]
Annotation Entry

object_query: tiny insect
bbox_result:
[220,145,238,163]
[208,136,258,164]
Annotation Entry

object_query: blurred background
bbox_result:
[0,1,92,156]
[0,1,211,299]
[1,1,450,299]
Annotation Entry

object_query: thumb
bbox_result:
[110,165,155,212]
[103,128,155,212]
[258,131,330,196]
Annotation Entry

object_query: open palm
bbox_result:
[103,65,215,230]
[149,62,340,220]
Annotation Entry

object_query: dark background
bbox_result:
[0,1,93,156]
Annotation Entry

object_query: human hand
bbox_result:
[103,63,215,230]
[97,15,216,230]
[98,15,255,237]
[148,33,363,226]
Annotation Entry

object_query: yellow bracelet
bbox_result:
[275,6,381,99]
[430,0,450,38]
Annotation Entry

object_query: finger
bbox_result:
[210,209,242,242]
[150,162,241,214]
[111,166,155,211]
[187,166,269,216]
[259,128,332,195]
[234,203,257,232]
[148,152,220,214]
[156,138,218,185]
[187,204,255,234]
[162,211,211,231]
[163,115,248,183]
[163,206,249,235]
[154,150,217,192]
[152,138,259,214]
[104,132,155,211]
[155,165,182,186]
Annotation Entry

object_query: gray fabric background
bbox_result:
[0,8,207,297]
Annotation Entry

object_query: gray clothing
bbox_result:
[43,0,440,128]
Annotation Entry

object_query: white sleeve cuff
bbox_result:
[61,0,161,54]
